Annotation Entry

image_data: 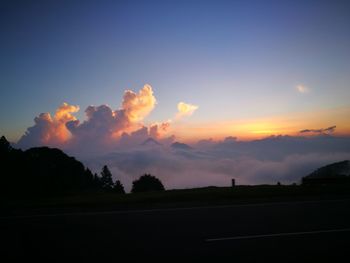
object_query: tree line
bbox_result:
[0,136,164,198]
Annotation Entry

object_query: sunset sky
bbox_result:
[1,0,350,143]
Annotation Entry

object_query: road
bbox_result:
[2,199,350,262]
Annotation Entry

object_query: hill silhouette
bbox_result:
[141,137,162,146]
[171,142,192,150]
[0,136,102,197]
[302,160,350,185]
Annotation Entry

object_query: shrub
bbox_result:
[131,174,165,193]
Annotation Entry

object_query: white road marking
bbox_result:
[206,228,350,242]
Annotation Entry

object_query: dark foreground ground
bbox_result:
[2,197,350,262]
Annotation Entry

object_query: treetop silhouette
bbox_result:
[131,174,165,193]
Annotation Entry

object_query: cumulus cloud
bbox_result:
[68,105,123,139]
[18,85,203,154]
[122,84,156,122]
[175,102,198,119]
[17,85,160,152]
[67,84,157,143]
[149,121,171,139]
[17,102,79,148]
[17,84,179,155]
[299,125,336,135]
[296,84,309,94]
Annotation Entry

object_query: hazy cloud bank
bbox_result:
[83,135,350,192]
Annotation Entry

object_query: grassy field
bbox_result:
[2,184,350,216]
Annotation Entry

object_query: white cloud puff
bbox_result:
[175,102,198,119]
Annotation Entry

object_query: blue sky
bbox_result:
[1,0,350,141]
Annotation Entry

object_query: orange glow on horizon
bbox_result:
[13,105,350,145]
[170,106,350,143]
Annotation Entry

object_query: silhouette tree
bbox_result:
[84,168,100,189]
[100,165,114,190]
[131,174,165,193]
[93,173,102,188]
[84,168,94,182]
[0,136,11,154]
[0,136,12,195]
[113,180,125,194]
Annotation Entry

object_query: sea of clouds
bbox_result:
[14,84,350,192]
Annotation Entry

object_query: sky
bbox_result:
[1,0,350,189]
[1,0,350,142]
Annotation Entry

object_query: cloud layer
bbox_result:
[83,135,350,192]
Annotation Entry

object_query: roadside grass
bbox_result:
[2,184,350,216]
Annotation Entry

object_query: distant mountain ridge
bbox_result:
[141,138,162,146]
[171,142,192,150]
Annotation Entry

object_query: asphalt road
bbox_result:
[2,199,350,262]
